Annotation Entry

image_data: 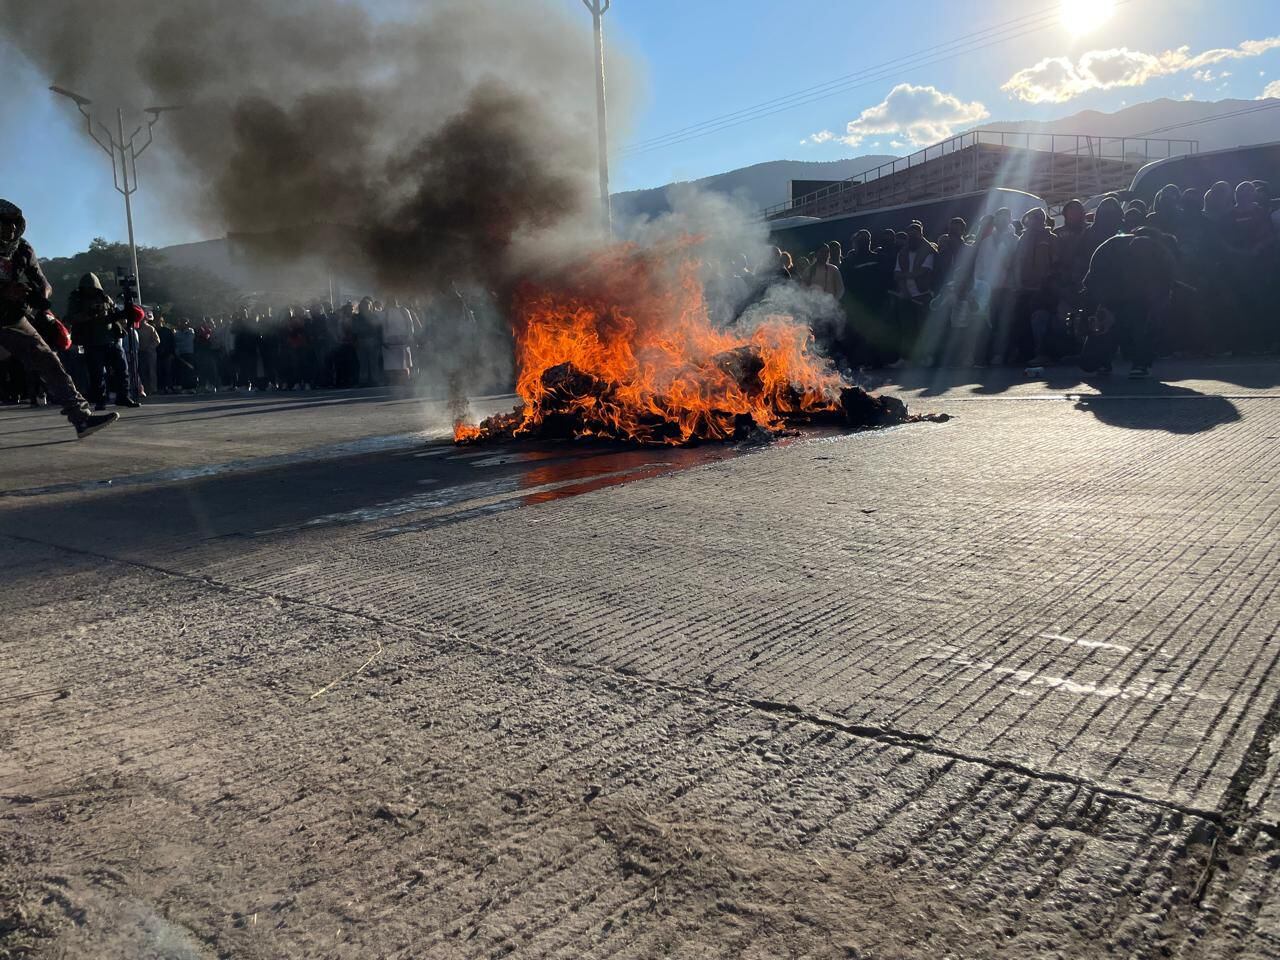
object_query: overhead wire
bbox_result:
[1129,100,1280,138]
[622,2,1063,151]
[622,0,1135,157]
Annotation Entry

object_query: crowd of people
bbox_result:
[3,192,491,438]
[3,178,1278,432]
[1,285,459,408]
[718,177,1279,378]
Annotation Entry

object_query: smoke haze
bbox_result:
[0,0,618,293]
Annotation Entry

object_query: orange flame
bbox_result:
[455,240,847,445]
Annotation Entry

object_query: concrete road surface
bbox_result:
[2,363,1279,959]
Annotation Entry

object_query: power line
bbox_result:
[623,11,1063,154]
[1129,100,1280,138]
[623,18,1064,156]
[622,1,1134,157]
[623,2,1062,151]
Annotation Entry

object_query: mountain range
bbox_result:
[612,155,896,220]
[616,97,1279,216]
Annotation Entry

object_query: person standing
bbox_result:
[156,318,176,393]
[972,209,1018,365]
[381,298,417,386]
[66,272,139,410]
[892,222,937,363]
[256,311,281,389]
[1080,229,1175,380]
[806,243,845,299]
[174,319,197,391]
[123,310,142,401]
[839,230,888,367]
[1013,208,1058,365]
[137,312,160,396]
[231,310,258,390]
[354,297,383,387]
[0,200,115,437]
[194,317,218,392]
[305,301,334,389]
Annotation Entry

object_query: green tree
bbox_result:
[42,239,240,320]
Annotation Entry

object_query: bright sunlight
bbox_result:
[1060,0,1117,35]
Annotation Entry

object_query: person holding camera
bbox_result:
[66,272,140,409]
[0,199,116,438]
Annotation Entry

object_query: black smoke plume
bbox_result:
[0,0,611,292]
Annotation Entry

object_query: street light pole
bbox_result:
[116,108,142,299]
[582,0,612,238]
[50,86,176,305]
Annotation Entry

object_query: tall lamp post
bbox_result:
[582,0,612,238]
[50,85,177,305]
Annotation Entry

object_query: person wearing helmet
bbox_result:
[0,200,116,438]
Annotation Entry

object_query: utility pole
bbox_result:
[50,85,177,305]
[582,0,612,238]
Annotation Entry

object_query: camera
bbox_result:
[115,267,139,308]
[111,267,144,331]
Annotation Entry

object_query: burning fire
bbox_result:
[455,240,910,446]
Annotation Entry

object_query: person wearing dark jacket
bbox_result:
[66,272,138,409]
[1079,229,1175,379]
[1146,184,1183,236]
[0,200,115,437]
[1082,196,1124,263]
[307,301,336,388]
[157,320,177,393]
[232,310,260,390]
[840,230,889,366]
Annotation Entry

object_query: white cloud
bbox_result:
[802,129,836,145]
[1193,68,1230,82]
[1263,79,1280,99]
[834,83,989,149]
[1003,35,1280,103]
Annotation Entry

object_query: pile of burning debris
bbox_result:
[455,241,944,446]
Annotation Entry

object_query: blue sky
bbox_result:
[3,0,1277,257]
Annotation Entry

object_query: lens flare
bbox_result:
[1060,0,1116,35]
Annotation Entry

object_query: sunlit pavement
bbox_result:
[2,360,1279,958]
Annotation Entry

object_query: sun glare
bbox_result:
[1060,0,1116,35]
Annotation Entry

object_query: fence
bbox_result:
[763,131,1199,222]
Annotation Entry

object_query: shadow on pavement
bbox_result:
[874,359,1280,399]
[0,438,743,591]
[1070,380,1242,434]
[2,436,79,450]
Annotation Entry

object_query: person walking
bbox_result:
[0,200,115,437]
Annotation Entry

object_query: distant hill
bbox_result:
[612,155,896,220]
[973,98,1280,154]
